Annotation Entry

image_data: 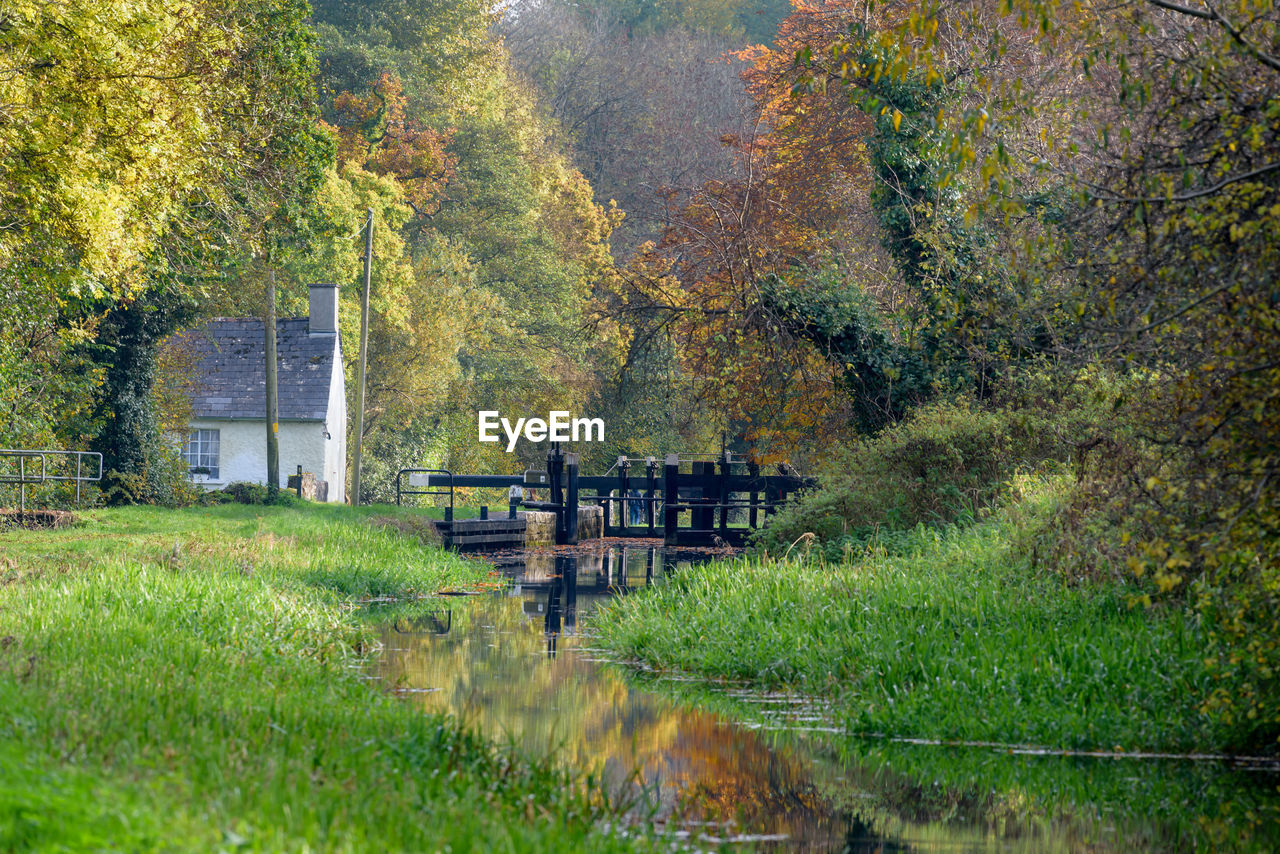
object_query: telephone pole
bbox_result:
[350,208,373,505]
[265,265,280,498]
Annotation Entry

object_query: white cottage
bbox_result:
[177,283,346,502]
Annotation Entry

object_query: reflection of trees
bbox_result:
[852,746,1280,853]
[740,724,1278,852]
[368,575,865,844]
[665,715,848,840]
[370,587,683,785]
[604,636,1274,852]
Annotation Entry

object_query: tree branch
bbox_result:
[1147,0,1280,74]
[1084,160,1280,204]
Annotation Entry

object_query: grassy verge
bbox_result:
[597,480,1225,754]
[1,502,489,599]
[0,503,650,851]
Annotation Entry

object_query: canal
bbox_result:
[362,546,1279,851]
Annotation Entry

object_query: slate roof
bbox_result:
[177,318,339,421]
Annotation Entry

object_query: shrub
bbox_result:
[1027,371,1280,751]
[218,482,299,506]
[755,368,1129,556]
[98,443,202,508]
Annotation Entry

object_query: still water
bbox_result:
[363,547,1279,851]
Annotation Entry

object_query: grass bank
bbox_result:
[0,503,649,851]
[597,481,1226,754]
[1,502,485,599]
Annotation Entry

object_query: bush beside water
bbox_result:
[602,379,1280,773]
[754,375,1129,558]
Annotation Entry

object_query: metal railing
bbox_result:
[395,468,454,520]
[0,450,103,511]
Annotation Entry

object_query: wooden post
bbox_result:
[717,452,730,533]
[748,462,760,529]
[692,461,713,531]
[547,448,563,506]
[265,267,280,498]
[689,461,701,530]
[618,457,630,532]
[351,208,373,505]
[564,453,579,546]
[703,461,716,530]
[547,447,564,541]
[663,454,679,546]
[645,458,657,535]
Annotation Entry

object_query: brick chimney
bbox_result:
[308,283,339,336]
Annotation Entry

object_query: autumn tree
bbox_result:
[308,0,631,492]
[595,1,928,457]
[806,0,1280,749]
[503,2,754,253]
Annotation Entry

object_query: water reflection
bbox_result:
[534,550,654,657]
[391,611,451,636]
[365,548,1280,852]
[369,548,877,847]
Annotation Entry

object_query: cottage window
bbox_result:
[183,429,220,480]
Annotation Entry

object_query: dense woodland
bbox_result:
[2,0,1278,752]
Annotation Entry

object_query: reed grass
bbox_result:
[598,482,1224,753]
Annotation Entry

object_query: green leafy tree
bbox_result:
[313,1,631,481]
[1,0,328,464]
[89,288,196,504]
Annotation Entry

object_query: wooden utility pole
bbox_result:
[350,208,373,505]
[265,265,280,498]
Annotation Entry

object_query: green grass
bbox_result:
[597,482,1226,754]
[1,502,493,599]
[0,503,652,852]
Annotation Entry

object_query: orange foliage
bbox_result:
[625,0,887,461]
[732,0,877,258]
[323,73,455,214]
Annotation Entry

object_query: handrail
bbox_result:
[662,501,777,511]
[395,468,454,521]
[0,449,103,511]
